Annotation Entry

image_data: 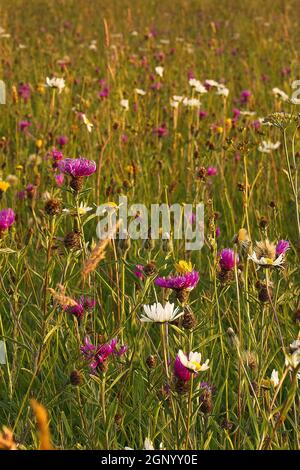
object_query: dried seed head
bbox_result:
[70,370,83,386]
[294,309,300,323]
[237,182,245,192]
[143,262,157,277]
[200,389,213,414]
[182,309,197,330]
[254,239,276,261]
[114,413,122,426]
[174,377,190,395]
[44,198,62,216]
[241,350,258,372]
[250,381,260,397]
[64,230,81,250]
[175,288,190,304]
[259,216,268,229]
[197,166,207,180]
[217,268,235,284]
[146,355,157,369]
[70,176,84,192]
[220,418,233,432]
[256,280,273,302]
[97,360,109,374]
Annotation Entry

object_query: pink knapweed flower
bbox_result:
[0,208,15,232]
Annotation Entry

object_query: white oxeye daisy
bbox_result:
[216,84,229,97]
[141,302,184,323]
[96,201,121,216]
[178,350,210,372]
[172,95,184,102]
[258,140,281,153]
[45,77,65,94]
[270,369,279,387]
[248,251,285,269]
[170,100,179,108]
[120,99,129,111]
[239,110,256,116]
[205,79,220,87]
[63,203,93,216]
[189,79,207,94]
[135,88,146,96]
[155,66,164,78]
[182,97,201,108]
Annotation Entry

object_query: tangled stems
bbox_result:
[160,323,170,379]
[184,373,194,450]
[283,127,300,243]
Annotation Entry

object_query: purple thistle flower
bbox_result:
[276,240,289,256]
[0,209,15,232]
[19,120,31,132]
[207,166,217,176]
[155,270,199,291]
[65,302,84,320]
[81,336,127,372]
[17,190,26,200]
[216,227,221,238]
[58,158,96,178]
[56,135,68,147]
[240,89,251,104]
[134,264,145,280]
[174,354,191,382]
[18,83,31,101]
[199,110,208,119]
[219,248,238,271]
[153,124,168,138]
[49,147,63,168]
[64,296,95,321]
[121,134,128,143]
[55,173,64,186]
[80,336,97,359]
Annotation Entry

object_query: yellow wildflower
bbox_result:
[174,260,193,274]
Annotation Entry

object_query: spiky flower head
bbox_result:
[155,270,199,291]
[249,239,288,269]
[58,158,96,178]
[276,239,289,256]
[81,336,127,373]
[0,208,15,232]
[219,248,238,271]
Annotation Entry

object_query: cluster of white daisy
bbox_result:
[258,140,281,153]
[45,77,66,94]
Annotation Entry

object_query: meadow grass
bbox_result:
[0,0,300,450]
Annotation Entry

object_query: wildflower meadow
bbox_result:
[1,0,300,454]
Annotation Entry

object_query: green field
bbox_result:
[0,0,300,450]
